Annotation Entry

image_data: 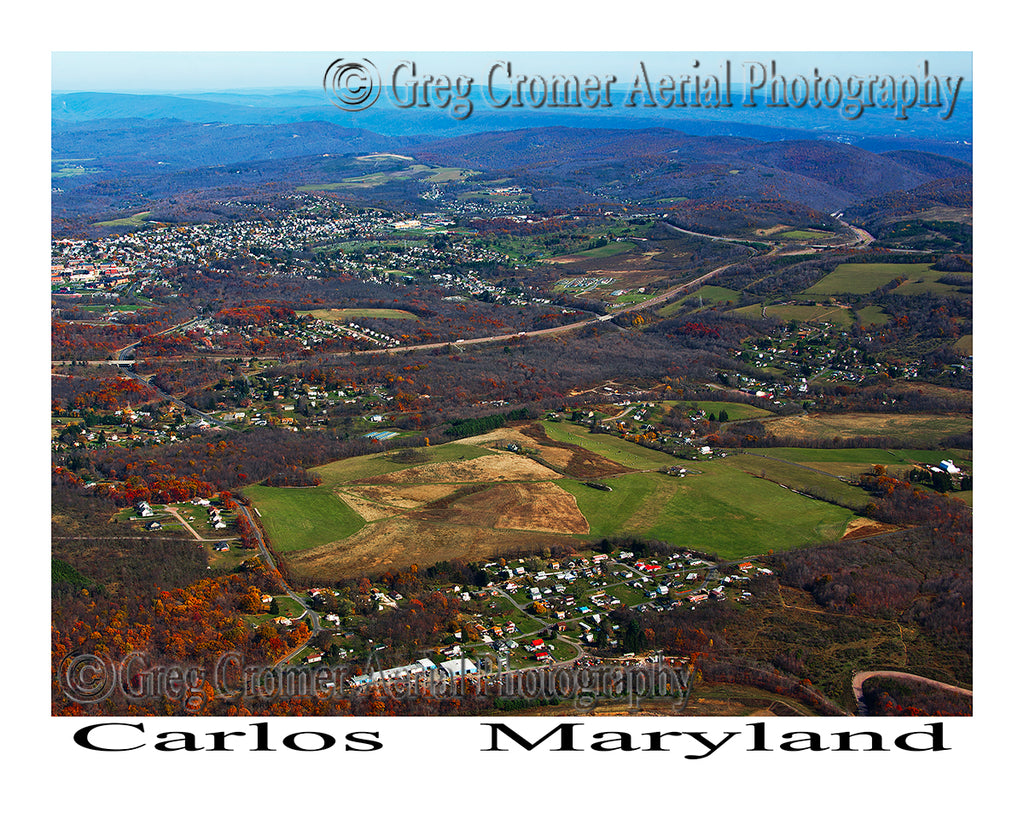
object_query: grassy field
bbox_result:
[686,401,774,421]
[725,453,876,509]
[855,305,890,326]
[759,413,971,449]
[424,167,477,182]
[778,229,832,240]
[613,291,652,306]
[577,242,636,259]
[81,302,154,313]
[558,458,854,560]
[952,335,973,355]
[740,446,972,478]
[243,484,365,553]
[94,211,153,227]
[297,165,474,192]
[804,263,934,295]
[299,308,421,321]
[894,269,972,296]
[656,286,741,317]
[732,303,856,327]
[257,423,961,577]
[52,162,98,179]
[541,421,679,470]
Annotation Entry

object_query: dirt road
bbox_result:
[851,670,972,715]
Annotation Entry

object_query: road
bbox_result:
[851,670,972,716]
[235,503,326,664]
[666,217,875,250]
[834,216,875,248]
[121,367,234,430]
[113,317,201,360]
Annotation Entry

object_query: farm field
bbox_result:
[758,412,971,448]
[724,452,877,509]
[804,262,934,295]
[93,210,153,227]
[558,457,854,559]
[656,286,741,317]
[690,401,774,421]
[953,335,973,355]
[297,164,476,191]
[243,484,365,553]
[895,268,971,296]
[855,305,890,326]
[778,229,832,240]
[252,420,958,579]
[540,420,678,470]
[275,437,590,578]
[740,446,971,468]
[547,243,637,264]
[732,303,855,326]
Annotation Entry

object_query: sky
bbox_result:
[52,51,972,94]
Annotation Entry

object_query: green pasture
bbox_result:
[541,421,679,470]
[243,484,364,553]
[804,263,934,295]
[559,459,854,560]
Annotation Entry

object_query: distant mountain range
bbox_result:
[52,89,973,155]
[51,90,972,233]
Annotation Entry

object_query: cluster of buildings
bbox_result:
[348,656,479,687]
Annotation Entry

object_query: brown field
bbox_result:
[284,440,595,580]
[361,452,560,485]
[332,490,393,521]
[409,481,589,534]
[761,412,970,445]
[753,224,792,236]
[425,423,626,478]
[287,517,578,580]
[516,423,627,478]
[347,482,459,509]
[885,206,972,225]
[842,517,903,540]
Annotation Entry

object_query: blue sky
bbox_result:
[52,51,972,94]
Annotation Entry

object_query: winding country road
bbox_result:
[851,670,972,715]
